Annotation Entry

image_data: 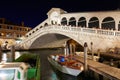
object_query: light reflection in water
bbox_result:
[0,69,15,80]
[15,51,21,59]
[3,51,21,62]
[2,49,95,80]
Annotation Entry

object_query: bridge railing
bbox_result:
[26,25,120,41]
[20,25,120,49]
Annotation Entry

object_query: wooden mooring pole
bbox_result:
[11,45,15,61]
[0,45,2,61]
[91,42,94,60]
[84,42,88,76]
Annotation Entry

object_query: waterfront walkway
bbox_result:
[73,55,120,80]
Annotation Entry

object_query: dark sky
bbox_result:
[0,0,119,28]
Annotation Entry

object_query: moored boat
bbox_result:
[48,54,84,76]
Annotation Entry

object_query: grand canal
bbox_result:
[3,48,95,80]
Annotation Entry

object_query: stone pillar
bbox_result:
[116,20,119,30]
[99,19,102,29]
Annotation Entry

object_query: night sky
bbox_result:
[0,0,119,28]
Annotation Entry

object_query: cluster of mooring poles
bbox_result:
[0,45,15,63]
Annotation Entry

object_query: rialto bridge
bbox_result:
[20,8,120,52]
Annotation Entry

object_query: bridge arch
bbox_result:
[61,17,67,25]
[69,17,76,26]
[78,17,86,27]
[29,32,83,51]
[101,17,115,30]
[88,17,99,28]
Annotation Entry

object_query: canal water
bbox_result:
[2,48,95,80]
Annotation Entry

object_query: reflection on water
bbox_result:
[3,48,95,80]
[4,49,83,80]
[15,51,21,59]
[4,51,21,62]
[0,69,15,80]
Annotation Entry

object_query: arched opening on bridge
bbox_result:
[102,17,115,30]
[88,17,99,28]
[30,33,83,54]
[61,17,67,25]
[44,23,48,27]
[66,39,84,55]
[69,17,76,27]
[78,17,86,27]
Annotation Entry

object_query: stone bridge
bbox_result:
[19,8,120,52]
[21,25,120,52]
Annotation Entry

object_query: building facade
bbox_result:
[0,18,31,49]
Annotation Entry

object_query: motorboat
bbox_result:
[48,54,84,76]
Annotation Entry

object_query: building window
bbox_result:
[6,33,12,37]
[0,33,2,36]
[19,28,22,31]
[0,25,2,28]
[17,34,22,37]
[7,26,13,29]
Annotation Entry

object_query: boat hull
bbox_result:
[48,57,83,76]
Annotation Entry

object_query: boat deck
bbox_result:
[73,55,120,80]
